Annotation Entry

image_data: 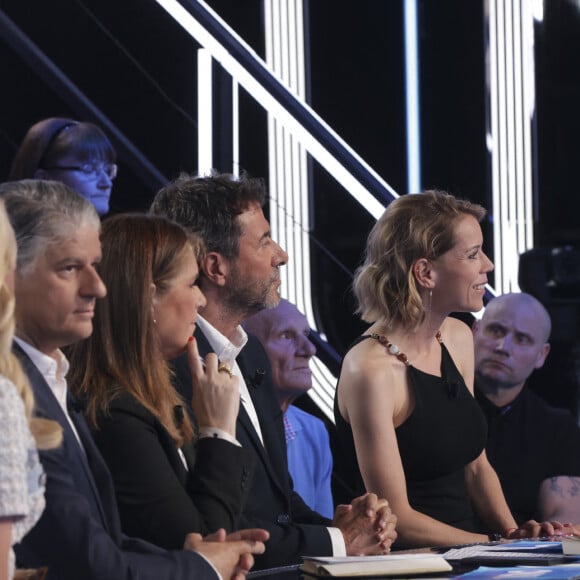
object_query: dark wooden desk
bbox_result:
[247,564,301,579]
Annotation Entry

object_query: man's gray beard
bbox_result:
[223,271,280,320]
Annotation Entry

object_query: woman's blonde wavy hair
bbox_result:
[0,200,62,450]
[353,190,486,329]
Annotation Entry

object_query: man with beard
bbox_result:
[474,292,580,525]
[150,173,397,570]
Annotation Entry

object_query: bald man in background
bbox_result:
[474,292,580,525]
[244,299,334,518]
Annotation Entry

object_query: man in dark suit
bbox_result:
[3,179,267,580]
[151,173,398,569]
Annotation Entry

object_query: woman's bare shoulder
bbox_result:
[342,334,395,374]
[340,335,406,400]
[339,336,405,424]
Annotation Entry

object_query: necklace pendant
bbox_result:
[371,330,442,367]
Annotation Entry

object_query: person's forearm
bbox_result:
[390,505,488,547]
[538,477,580,524]
[467,465,517,534]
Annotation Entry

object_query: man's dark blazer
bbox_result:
[13,342,219,580]
[172,329,334,569]
[92,391,255,549]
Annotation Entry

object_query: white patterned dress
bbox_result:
[0,375,46,579]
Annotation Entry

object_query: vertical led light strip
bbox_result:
[198,49,239,177]
[232,79,240,177]
[264,0,338,420]
[404,0,421,193]
[197,48,213,174]
[486,0,536,294]
[522,0,536,254]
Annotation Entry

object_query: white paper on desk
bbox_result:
[443,541,563,561]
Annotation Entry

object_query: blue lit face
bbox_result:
[43,153,115,216]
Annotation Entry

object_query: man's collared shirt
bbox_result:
[14,336,83,448]
[196,316,264,445]
[196,317,345,555]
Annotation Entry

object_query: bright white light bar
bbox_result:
[232,79,239,177]
[486,0,536,294]
[197,48,213,175]
[404,0,422,193]
[532,0,544,22]
[155,0,394,219]
[264,0,336,420]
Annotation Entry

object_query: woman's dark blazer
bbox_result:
[13,343,219,580]
[92,391,256,549]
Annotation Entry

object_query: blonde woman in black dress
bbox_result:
[334,191,563,548]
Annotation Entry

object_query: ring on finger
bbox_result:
[217,363,234,378]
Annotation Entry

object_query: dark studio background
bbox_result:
[1,0,579,413]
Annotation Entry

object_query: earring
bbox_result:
[427,289,433,312]
[153,318,157,324]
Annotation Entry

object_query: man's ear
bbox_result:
[535,343,550,370]
[201,251,229,287]
[412,258,436,289]
[472,319,480,336]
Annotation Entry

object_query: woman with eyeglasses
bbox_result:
[9,117,117,216]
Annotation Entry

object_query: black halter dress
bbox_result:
[333,335,487,533]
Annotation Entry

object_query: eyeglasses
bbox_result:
[43,162,118,180]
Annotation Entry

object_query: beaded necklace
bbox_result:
[370,331,442,367]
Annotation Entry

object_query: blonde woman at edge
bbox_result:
[333,191,565,548]
[0,200,62,580]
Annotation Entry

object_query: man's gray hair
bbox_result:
[0,179,100,275]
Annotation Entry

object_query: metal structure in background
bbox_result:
[485,0,536,295]
[155,0,398,218]
[263,0,338,418]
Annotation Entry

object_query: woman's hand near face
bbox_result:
[186,337,240,437]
